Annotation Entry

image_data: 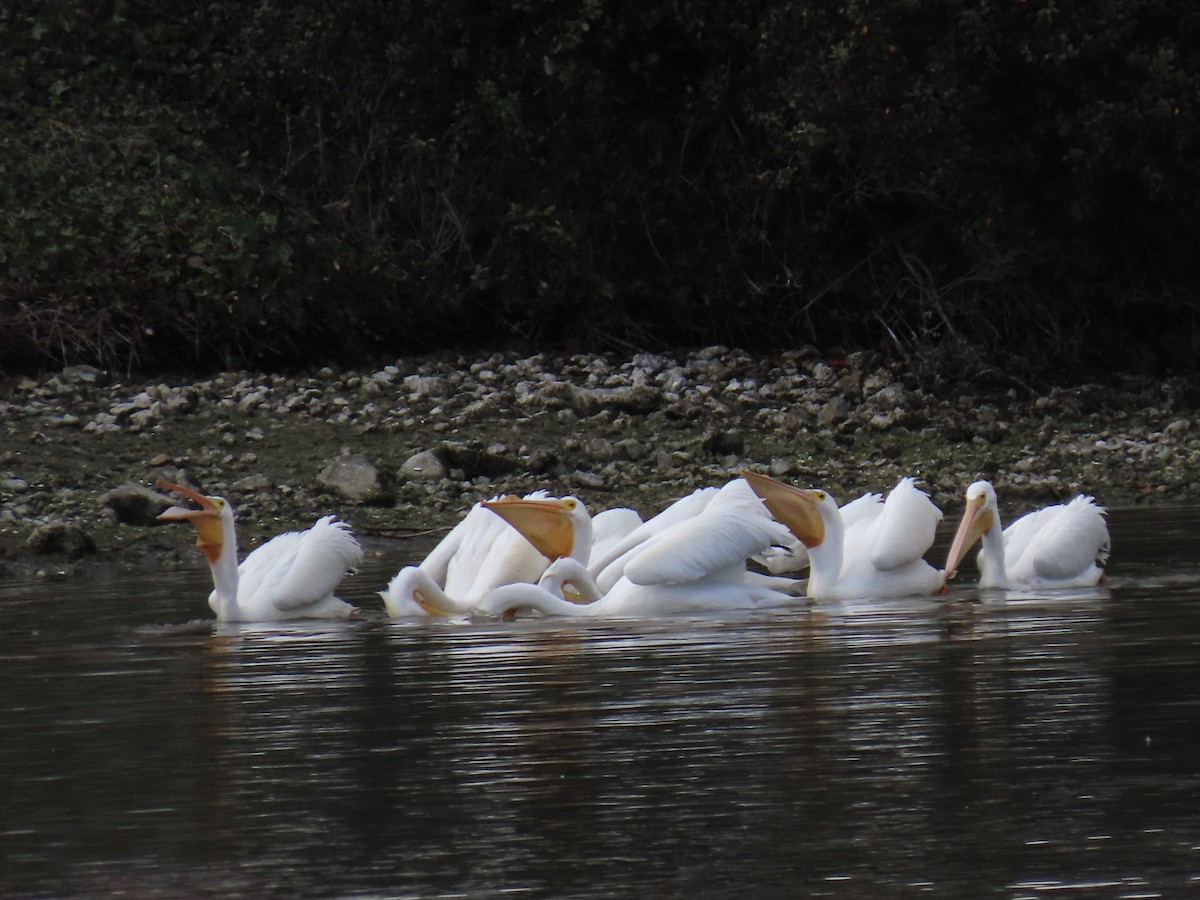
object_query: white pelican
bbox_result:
[588,506,645,564]
[750,490,883,574]
[452,478,799,618]
[382,493,595,617]
[742,471,944,601]
[943,480,1110,589]
[585,485,728,592]
[157,481,363,621]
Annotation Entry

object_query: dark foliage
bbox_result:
[2,0,1198,374]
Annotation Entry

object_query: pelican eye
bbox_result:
[564,499,577,511]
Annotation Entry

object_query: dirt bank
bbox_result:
[1,348,1194,578]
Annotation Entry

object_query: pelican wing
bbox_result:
[425,491,549,591]
[589,507,644,562]
[590,486,720,588]
[838,492,885,565]
[440,503,515,596]
[838,492,883,530]
[1000,503,1055,570]
[463,526,550,601]
[1022,495,1110,581]
[250,516,364,611]
[624,480,790,585]
[866,478,943,572]
[236,530,306,602]
[418,505,477,585]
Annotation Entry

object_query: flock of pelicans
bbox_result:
[156,472,1112,623]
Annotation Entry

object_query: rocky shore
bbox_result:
[1,347,1195,578]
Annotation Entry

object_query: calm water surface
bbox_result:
[3,505,1200,898]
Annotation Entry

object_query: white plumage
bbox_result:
[944,480,1110,589]
[743,472,945,602]
[158,482,362,621]
[381,491,596,617]
[621,478,790,585]
[585,486,721,592]
[753,490,880,575]
[472,478,799,618]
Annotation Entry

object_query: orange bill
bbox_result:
[740,471,826,548]
[157,480,225,564]
[483,497,577,560]
[943,496,994,581]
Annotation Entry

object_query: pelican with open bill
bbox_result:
[158,480,362,621]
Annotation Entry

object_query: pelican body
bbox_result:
[743,471,944,602]
[382,493,594,617]
[944,480,1110,589]
[462,478,799,619]
[157,481,362,621]
[477,557,795,619]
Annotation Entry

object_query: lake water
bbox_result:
[3,505,1200,898]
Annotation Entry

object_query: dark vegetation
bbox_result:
[2,0,1198,377]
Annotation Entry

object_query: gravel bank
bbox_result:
[1,347,1195,578]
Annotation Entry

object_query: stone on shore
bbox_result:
[437,441,519,479]
[817,395,850,429]
[702,429,745,457]
[318,451,392,506]
[103,482,171,526]
[27,522,97,559]
[0,346,1189,576]
[400,450,446,481]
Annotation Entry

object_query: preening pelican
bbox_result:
[743,471,944,601]
[467,478,799,618]
[944,480,1110,589]
[382,492,595,617]
[157,481,362,621]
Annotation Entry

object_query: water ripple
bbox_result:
[3,506,1200,896]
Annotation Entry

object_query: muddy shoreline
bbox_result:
[1,347,1195,579]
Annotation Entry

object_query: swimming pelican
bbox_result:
[742,471,944,601]
[585,484,729,592]
[381,493,595,617]
[157,481,362,621]
[943,480,1110,589]
[750,490,884,575]
[458,478,799,618]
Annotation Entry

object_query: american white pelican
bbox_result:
[588,505,645,564]
[157,481,362,621]
[742,471,944,601]
[585,485,727,592]
[381,493,595,617]
[943,480,1110,589]
[476,566,795,618]
[750,490,883,574]
[456,478,799,618]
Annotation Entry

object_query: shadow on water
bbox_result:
[2,505,1200,897]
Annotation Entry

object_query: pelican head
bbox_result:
[157,480,232,564]
[943,480,999,581]
[482,495,588,561]
[380,567,457,618]
[740,471,827,549]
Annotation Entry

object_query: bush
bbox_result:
[1,0,1197,375]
